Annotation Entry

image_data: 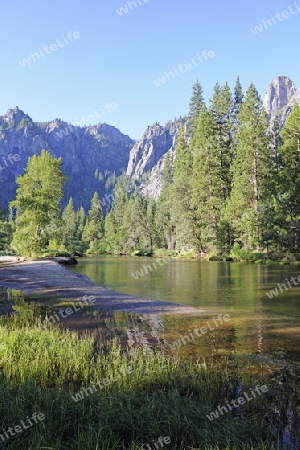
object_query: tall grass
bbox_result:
[0,307,297,449]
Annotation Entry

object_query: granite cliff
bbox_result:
[262,75,300,126]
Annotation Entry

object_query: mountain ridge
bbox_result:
[0,75,299,211]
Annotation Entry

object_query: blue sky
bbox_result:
[0,0,299,139]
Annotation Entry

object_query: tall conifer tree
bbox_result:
[225,83,271,250]
[172,125,195,249]
[276,103,300,250]
[156,151,176,249]
[187,79,204,135]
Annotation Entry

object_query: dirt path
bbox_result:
[0,260,203,315]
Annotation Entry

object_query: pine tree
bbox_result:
[209,82,234,251]
[121,196,140,251]
[233,76,244,120]
[209,82,233,200]
[0,209,12,252]
[187,79,204,135]
[268,119,282,175]
[275,103,300,250]
[62,197,77,250]
[123,195,157,251]
[104,180,129,253]
[104,211,118,253]
[156,151,176,249]
[76,206,86,241]
[225,83,272,250]
[191,105,228,252]
[172,125,194,250]
[82,192,104,253]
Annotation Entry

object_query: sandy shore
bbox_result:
[0,259,203,315]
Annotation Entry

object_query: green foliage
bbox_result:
[225,83,272,250]
[233,76,244,121]
[187,78,204,134]
[172,125,195,250]
[9,150,66,256]
[230,243,254,261]
[156,151,176,250]
[276,103,300,251]
[0,309,294,449]
[61,197,78,253]
[0,208,13,252]
[82,192,104,253]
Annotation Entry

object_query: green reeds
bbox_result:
[0,310,295,449]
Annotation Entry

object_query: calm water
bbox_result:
[70,255,300,365]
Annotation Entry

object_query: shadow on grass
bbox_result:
[0,303,299,449]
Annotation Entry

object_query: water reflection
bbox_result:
[0,287,24,315]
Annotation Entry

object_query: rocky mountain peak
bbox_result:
[0,108,135,211]
[86,123,133,144]
[3,106,33,129]
[262,76,298,123]
[126,119,183,179]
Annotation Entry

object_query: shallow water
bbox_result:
[69,256,300,362]
[2,256,300,370]
[1,257,300,448]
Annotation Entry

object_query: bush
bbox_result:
[230,244,253,261]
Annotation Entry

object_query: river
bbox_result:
[70,255,300,366]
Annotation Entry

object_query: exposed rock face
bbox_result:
[263,76,300,126]
[140,156,165,200]
[280,88,300,125]
[0,107,134,211]
[127,119,183,198]
[127,120,182,179]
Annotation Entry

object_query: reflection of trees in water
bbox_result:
[0,288,25,316]
[0,291,53,326]
[126,314,166,352]
[268,369,300,450]
[104,310,167,352]
[257,319,263,354]
[0,287,24,303]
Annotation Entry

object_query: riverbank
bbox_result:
[0,259,203,315]
[93,248,300,265]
